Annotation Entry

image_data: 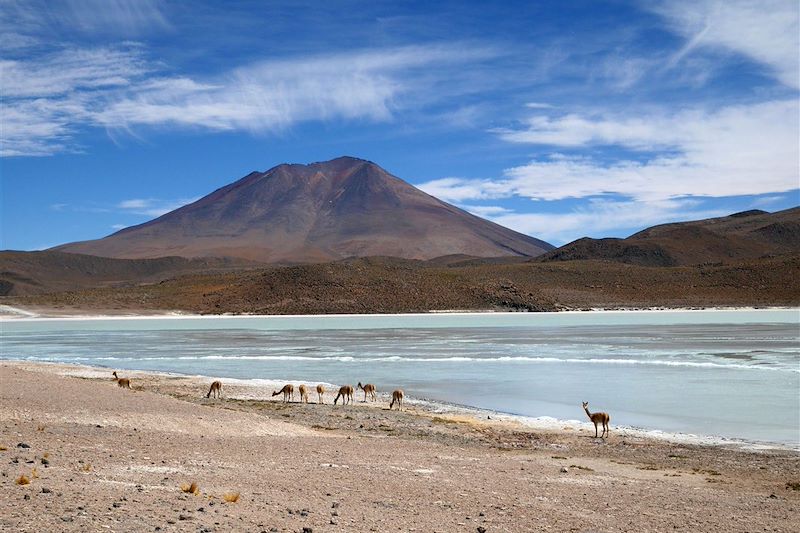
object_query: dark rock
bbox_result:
[41,487,51,494]
[16,443,30,449]
[477,527,487,533]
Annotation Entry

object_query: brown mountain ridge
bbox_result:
[55,156,553,263]
[537,207,800,267]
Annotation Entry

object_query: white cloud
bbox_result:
[476,99,799,202]
[0,0,169,42]
[651,0,800,88]
[117,197,198,217]
[2,44,497,156]
[58,0,170,35]
[487,199,729,245]
[461,205,513,217]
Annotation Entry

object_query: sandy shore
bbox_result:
[1,362,798,532]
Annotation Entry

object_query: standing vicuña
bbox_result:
[316,384,326,404]
[272,384,294,402]
[333,385,353,405]
[112,371,131,389]
[206,380,222,399]
[357,382,377,402]
[298,384,309,403]
[582,401,610,438]
[389,389,404,410]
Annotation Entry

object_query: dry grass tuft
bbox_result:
[0,445,8,451]
[223,492,240,503]
[81,463,92,472]
[31,467,39,479]
[181,481,200,495]
[16,474,30,485]
[37,425,45,432]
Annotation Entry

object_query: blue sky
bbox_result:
[1,0,798,250]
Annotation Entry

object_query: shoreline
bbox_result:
[1,360,798,532]
[8,360,798,452]
[2,303,798,321]
[0,361,800,533]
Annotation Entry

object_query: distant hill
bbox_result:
[54,156,553,262]
[0,251,255,296]
[538,207,800,266]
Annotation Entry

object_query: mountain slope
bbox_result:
[538,207,800,266]
[55,157,553,262]
[0,250,256,296]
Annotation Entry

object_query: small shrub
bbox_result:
[786,481,800,491]
[223,492,240,503]
[181,482,200,495]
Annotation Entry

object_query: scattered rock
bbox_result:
[40,458,49,465]
[560,467,569,473]
[302,528,313,533]
[331,502,340,508]
[477,527,487,533]
[16,443,30,449]
[300,509,309,517]
[23,494,30,500]
[41,487,51,494]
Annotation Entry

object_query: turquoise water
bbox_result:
[2,310,798,445]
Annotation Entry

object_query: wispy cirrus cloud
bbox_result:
[650,0,800,88]
[117,197,198,217]
[2,43,498,157]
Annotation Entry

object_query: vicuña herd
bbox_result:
[110,371,611,437]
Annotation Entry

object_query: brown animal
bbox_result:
[272,384,294,402]
[206,380,222,399]
[357,382,377,402]
[112,371,131,389]
[298,384,309,403]
[333,385,354,405]
[389,389,404,410]
[316,384,326,404]
[582,401,610,438]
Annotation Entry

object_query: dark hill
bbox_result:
[538,207,800,266]
[54,157,553,262]
[0,251,255,296]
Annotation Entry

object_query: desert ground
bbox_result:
[1,362,798,532]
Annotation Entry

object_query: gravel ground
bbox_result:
[1,361,798,532]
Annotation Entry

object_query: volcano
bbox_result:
[55,156,553,262]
